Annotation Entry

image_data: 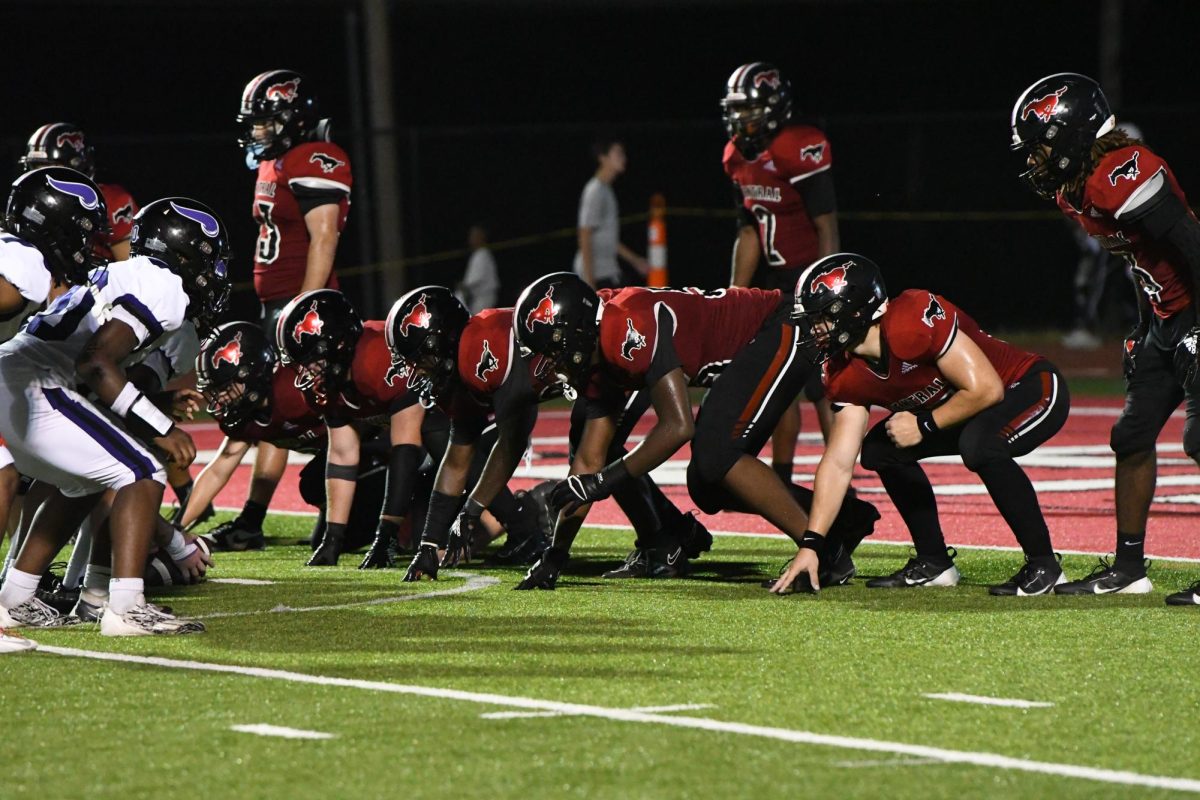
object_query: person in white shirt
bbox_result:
[573,137,649,290]
[458,225,499,313]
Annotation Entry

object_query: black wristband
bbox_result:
[462,496,486,517]
[421,490,462,547]
[324,522,347,544]
[915,411,939,438]
[376,518,401,537]
[798,530,824,552]
[599,458,631,489]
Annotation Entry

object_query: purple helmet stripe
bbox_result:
[46,175,100,210]
[170,201,220,237]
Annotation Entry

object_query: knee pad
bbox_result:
[1110,415,1160,459]
[686,459,729,515]
[958,430,1009,473]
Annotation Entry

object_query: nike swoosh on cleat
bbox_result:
[1093,584,1123,594]
[666,550,680,566]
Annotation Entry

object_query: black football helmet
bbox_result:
[130,198,232,332]
[1010,73,1115,199]
[512,272,600,400]
[385,286,470,406]
[237,69,324,163]
[19,123,96,177]
[3,167,107,284]
[792,253,888,363]
[196,321,277,430]
[721,62,794,159]
[275,289,363,407]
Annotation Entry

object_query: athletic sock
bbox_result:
[1115,530,1146,567]
[108,578,145,615]
[0,568,41,609]
[83,564,111,594]
[172,478,194,506]
[772,462,793,484]
[239,500,268,531]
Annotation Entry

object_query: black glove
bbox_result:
[306,522,345,567]
[442,499,484,568]
[1124,327,1147,381]
[549,460,630,516]
[514,547,570,590]
[403,543,440,582]
[1174,325,1200,391]
[359,519,400,569]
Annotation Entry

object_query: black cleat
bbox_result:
[671,513,713,561]
[1165,579,1200,606]
[1054,557,1152,595]
[988,555,1065,596]
[358,533,397,570]
[602,546,686,579]
[36,564,80,615]
[866,549,960,589]
[487,531,548,566]
[403,544,440,582]
[203,519,265,552]
[831,499,881,555]
[759,542,856,593]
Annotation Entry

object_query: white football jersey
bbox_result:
[0,233,53,343]
[128,321,200,387]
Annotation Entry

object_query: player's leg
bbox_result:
[1164,363,1200,605]
[769,402,801,483]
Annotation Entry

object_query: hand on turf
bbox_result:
[771,548,821,594]
[155,427,196,467]
[442,509,481,567]
[885,411,922,448]
[403,543,440,582]
[169,388,205,421]
[514,547,568,590]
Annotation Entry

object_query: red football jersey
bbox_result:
[456,307,558,422]
[252,141,352,302]
[220,364,326,453]
[723,125,832,269]
[1057,144,1194,319]
[596,287,783,389]
[825,290,1041,412]
[94,183,138,259]
[321,321,415,427]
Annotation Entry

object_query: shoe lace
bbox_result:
[1083,555,1114,579]
[22,597,64,624]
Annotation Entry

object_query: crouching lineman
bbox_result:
[775,254,1069,595]
[511,273,878,590]
[0,196,230,635]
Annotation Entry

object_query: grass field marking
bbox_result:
[923,693,1055,709]
[197,572,500,619]
[480,702,715,720]
[33,645,1200,794]
[230,724,334,740]
[209,578,276,586]
[833,757,942,769]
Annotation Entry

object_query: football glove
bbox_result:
[514,547,569,590]
[403,543,441,582]
[549,460,630,516]
[442,503,483,567]
[359,519,400,570]
[1123,327,1147,381]
[1174,325,1200,390]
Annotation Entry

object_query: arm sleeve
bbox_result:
[1119,180,1200,291]
[796,169,837,218]
[293,185,348,216]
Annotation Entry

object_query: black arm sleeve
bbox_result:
[292,185,348,217]
[1125,187,1200,294]
[795,169,837,218]
[381,443,424,518]
[420,490,462,548]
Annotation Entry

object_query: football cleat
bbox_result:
[306,528,344,567]
[602,546,686,579]
[514,548,569,590]
[36,563,81,615]
[486,530,548,566]
[988,556,1065,596]
[0,596,83,628]
[866,549,960,589]
[71,595,104,623]
[760,541,856,593]
[202,519,265,552]
[0,629,36,653]
[1165,579,1200,606]
[670,512,713,561]
[1054,557,1152,595]
[402,544,440,582]
[100,603,205,637]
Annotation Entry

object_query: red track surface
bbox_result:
[183,397,1200,561]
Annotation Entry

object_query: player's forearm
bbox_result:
[621,373,693,477]
[181,452,242,527]
[730,227,759,287]
[299,233,338,293]
[807,458,855,537]
[930,386,1003,430]
[470,426,526,507]
[432,443,473,499]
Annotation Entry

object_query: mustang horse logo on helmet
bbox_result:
[753,70,781,90]
[292,302,324,343]
[525,287,557,332]
[811,263,851,295]
[399,294,432,336]
[56,131,86,153]
[1020,85,1068,124]
[212,332,244,368]
[265,77,301,102]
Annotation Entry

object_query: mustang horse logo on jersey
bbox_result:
[922,296,946,328]
[811,263,851,294]
[475,340,499,381]
[800,143,826,164]
[1020,85,1068,123]
[1108,151,1141,186]
[292,302,324,342]
[399,294,432,336]
[621,319,647,361]
[212,332,243,368]
[112,203,134,225]
[309,153,345,174]
[525,287,557,332]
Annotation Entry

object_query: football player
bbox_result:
[777,255,1069,595]
[722,62,840,489]
[0,196,230,635]
[238,69,353,557]
[511,273,878,590]
[1011,74,1200,603]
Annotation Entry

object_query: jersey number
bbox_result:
[751,204,787,267]
[255,200,281,265]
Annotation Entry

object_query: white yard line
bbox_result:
[209,578,276,586]
[230,723,334,740]
[834,757,943,768]
[923,693,1054,709]
[481,702,715,720]
[33,645,1200,794]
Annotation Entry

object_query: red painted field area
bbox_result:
[183,397,1200,561]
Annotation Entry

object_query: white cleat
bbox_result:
[100,603,206,637]
[0,597,82,629]
[0,629,37,653]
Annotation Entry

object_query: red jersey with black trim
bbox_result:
[596,287,783,389]
[220,365,326,453]
[456,307,559,419]
[94,183,138,259]
[824,290,1042,413]
[321,321,416,427]
[1057,144,1194,319]
[252,141,352,302]
[723,125,832,269]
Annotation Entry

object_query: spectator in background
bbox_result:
[574,136,649,289]
[457,224,499,313]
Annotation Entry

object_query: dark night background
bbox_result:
[3,0,1197,330]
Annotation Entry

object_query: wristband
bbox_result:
[129,393,175,437]
[798,530,824,552]
[599,458,631,488]
[915,411,939,438]
[111,382,139,417]
[462,496,486,517]
[166,528,196,562]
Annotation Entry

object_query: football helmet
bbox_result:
[196,321,277,430]
[237,69,322,163]
[1010,73,1115,198]
[3,167,107,284]
[275,289,363,406]
[792,253,888,362]
[721,62,794,159]
[130,198,232,332]
[512,272,600,400]
[19,123,95,177]
[384,286,470,406]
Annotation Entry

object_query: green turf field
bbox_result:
[3,513,1199,799]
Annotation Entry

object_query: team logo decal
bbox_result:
[309,153,345,173]
[475,340,499,381]
[753,70,781,90]
[810,263,851,294]
[292,301,324,342]
[1020,85,1068,123]
[800,143,826,164]
[56,131,86,152]
[170,201,220,237]
[265,77,301,102]
[922,296,946,328]
[384,359,409,387]
[46,176,100,210]
[525,286,557,332]
[1108,151,1141,186]
[621,318,647,361]
[112,203,134,225]
[211,332,244,368]
[399,293,432,336]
